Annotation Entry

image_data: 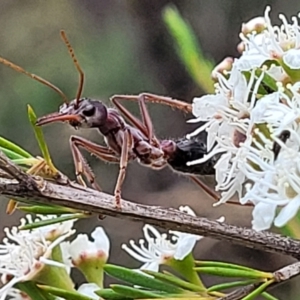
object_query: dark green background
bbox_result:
[0,1,297,298]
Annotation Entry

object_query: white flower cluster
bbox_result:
[122,206,224,271]
[122,206,201,271]
[0,208,208,299]
[0,215,76,300]
[188,6,300,231]
[0,215,108,300]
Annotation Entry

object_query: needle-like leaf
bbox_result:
[27,104,57,172]
[0,136,32,158]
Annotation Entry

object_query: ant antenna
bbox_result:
[60,30,84,108]
[0,57,69,104]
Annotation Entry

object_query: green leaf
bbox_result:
[111,284,165,299]
[259,71,278,93]
[95,288,132,300]
[0,136,32,158]
[261,292,279,300]
[10,157,38,166]
[195,261,260,272]
[241,69,278,97]
[0,146,26,160]
[168,253,204,288]
[104,264,183,294]
[18,205,80,214]
[38,285,95,300]
[27,104,56,171]
[249,59,279,92]
[281,59,300,83]
[16,282,55,300]
[194,267,273,279]
[242,280,274,300]
[20,213,87,230]
[207,279,260,292]
[162,5,214,93]
[143,270,205,292]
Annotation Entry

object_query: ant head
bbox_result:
[36,98,108,129]
[61,98,108,128]
[35,32,109,129]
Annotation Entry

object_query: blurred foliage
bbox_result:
[162,5,214,93]
[0,1,299,298]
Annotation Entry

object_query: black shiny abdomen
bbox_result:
[167,136,218,175]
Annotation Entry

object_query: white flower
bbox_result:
[241,16,266,36]
[238,6,300,78]
[68,227,110,266]
[77,283,100,300]
[5,289,30,300]
[168,206,201,260]
[241,134,300,230]
[65,227,110,287]
[19,214,77,241]
[187,66,265,205]
[188,64,263,156]
[188,63,251,140]
[0,225,74,300]
[60,241,73,273]
[122,207,222,271]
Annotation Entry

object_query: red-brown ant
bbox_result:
[0,31,219,208]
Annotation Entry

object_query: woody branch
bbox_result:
[0,150,299,260]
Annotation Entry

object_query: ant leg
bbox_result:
[111,94,159,144]
[114,128,132,210]
[112,94,156,142]
[111,95,148,136]
[188,175,220,201]
[111,93,192,144]
[142,93,192,113]
[111,93,192,115]
[70,136,119,161]
[189,175,253,206]
[70,135,120,190]
[70,140,99,189]
[137,94,155,143]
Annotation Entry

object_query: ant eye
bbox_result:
[83,105,95,117]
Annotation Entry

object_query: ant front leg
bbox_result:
[69,135,120,190]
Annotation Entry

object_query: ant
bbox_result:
[0,31,219,209]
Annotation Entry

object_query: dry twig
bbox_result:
[0,151,300,261]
